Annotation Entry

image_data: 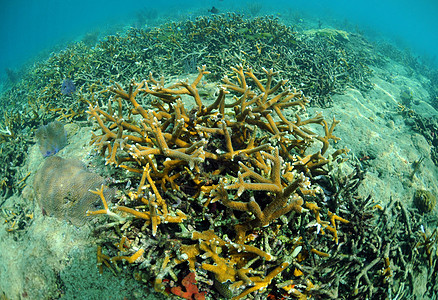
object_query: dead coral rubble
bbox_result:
[87,65,348,299]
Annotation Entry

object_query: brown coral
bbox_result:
[33,156,113,226]
[414,189,436,213]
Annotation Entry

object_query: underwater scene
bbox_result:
[1,0,438,299]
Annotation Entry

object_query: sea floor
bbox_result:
[1,41,437,300]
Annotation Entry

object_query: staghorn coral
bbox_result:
[216,148,308,243]
[33,156,113,226]
[87,166,187,236]
[87,65,348,299]
[173,229,287,300]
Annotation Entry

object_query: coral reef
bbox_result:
[1,12,437,300]
[86,64,349,299]
[33,156,113,226]
[35,121,68,157]
[0,14,376,200]
[85,61,434,297]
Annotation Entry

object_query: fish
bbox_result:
[208,6,219,14]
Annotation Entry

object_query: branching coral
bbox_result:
[218,148,308,242]
[87,64,348,299]
[174,229,287,300]
[87,167,187,236]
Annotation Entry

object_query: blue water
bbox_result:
[1,0,437,83]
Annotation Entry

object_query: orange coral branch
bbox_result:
[231,262,289,300]
[111,248,145,263]
[223,148,306,242]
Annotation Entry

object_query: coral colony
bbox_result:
[86,65,348,299]
[33,156,112,226]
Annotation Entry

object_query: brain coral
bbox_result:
[35,121,68,157]
[33,156,113,226]
[414,189,437,213]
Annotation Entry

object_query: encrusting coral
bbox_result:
[86,64,349,299]
[170,271,206,300]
